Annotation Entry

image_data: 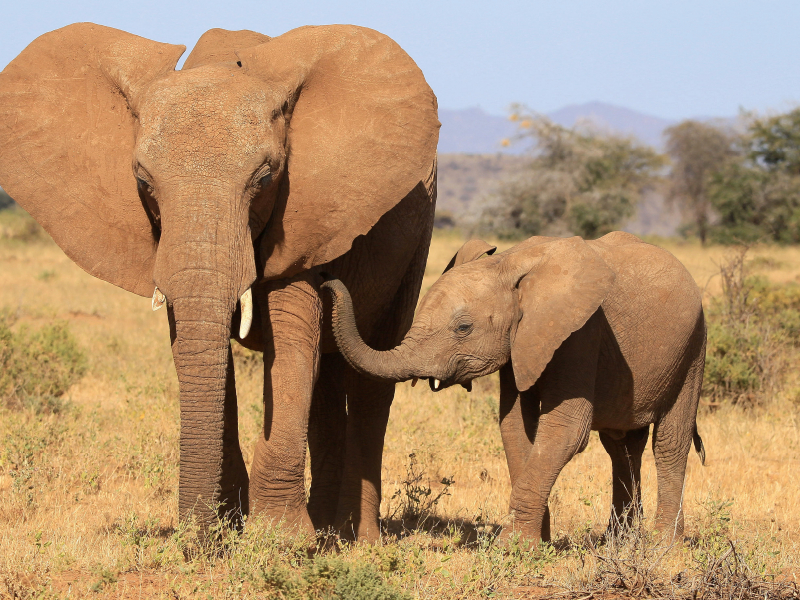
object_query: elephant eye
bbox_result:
[258,173,272,188]
[136,177,152,193]
[455,323,472,334]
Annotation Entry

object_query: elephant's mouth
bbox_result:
[421,377,472,393]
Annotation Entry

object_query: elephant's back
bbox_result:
[589,234,704,424]
[589,233,702,315]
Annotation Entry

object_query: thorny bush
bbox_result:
[704,246,800,407]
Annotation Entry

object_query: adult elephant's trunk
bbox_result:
[154,184,255,529]
[168,273,248,527]
[322,278,415,381]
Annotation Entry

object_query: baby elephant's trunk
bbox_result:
[321,278,415,381]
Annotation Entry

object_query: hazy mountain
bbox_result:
[436,153,526,217]
[438,102,681,153]
[548,101,676,148]
[437,107,522,154]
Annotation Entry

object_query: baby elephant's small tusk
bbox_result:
[411,377,419,387]
[434,378,440,390]
[152,287,165,311]
[239,288,253,339]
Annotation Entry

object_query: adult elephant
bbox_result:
[323,233,706,543]
[0,24,439,541]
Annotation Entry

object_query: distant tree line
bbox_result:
[482,105,800,244]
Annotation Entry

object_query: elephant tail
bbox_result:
[693,425,706,466]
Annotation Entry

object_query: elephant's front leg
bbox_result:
[508,395,593,543]
[498,363,551,539]
[505,318,601,544]
[248,277,322,534]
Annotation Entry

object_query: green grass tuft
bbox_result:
[0,313,86,412]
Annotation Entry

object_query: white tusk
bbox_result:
[434,378,440,390]
[152,287,165,311]
[411,377,419,387]
[239,287,253,339]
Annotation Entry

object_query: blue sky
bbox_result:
[1,0,798,120]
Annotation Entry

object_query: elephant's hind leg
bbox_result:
[307,353,348,531]
[652,334,705,540]
[599,426,649,533]
[335,373,395,542]
[332,211,434,542]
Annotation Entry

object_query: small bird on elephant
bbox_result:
[323,231,707,544]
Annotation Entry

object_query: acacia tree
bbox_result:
[749,107,800,174]
[664,120,736,244]
[706,108,800,243]
[482,112,664,239]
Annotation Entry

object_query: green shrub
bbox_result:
[253,556,408,600]
[306,558,408,600]
[0,206,47,243]
[703,248,800,406]
[0,314,86,411]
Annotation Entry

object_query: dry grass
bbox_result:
[0,216,798,598]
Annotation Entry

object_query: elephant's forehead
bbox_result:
[136,71,281,176]
[421,270,488,313]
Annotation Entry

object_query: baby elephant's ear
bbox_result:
[510,237,615,392]
[443,239,497,274]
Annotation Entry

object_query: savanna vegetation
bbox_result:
[477,106,800,249]
[0,207,798,599]
[482,109,665,239]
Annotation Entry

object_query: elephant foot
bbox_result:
[653,513,685,543]
[249,433,315,539]
[334,491,382,543]
[497,506,551,550]
[336,514,382,543]
[250,501,316,539]
[307,482,343,532]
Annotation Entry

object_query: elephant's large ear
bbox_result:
[442,239,497,274]
[0,24,184,297]
[508,237,615,391]
[183,29,270,69]
[237,25,440,279]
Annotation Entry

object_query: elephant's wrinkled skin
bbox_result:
[0,24,439,540]
[324,232,706,542]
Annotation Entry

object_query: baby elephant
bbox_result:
[322,232,706,543]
